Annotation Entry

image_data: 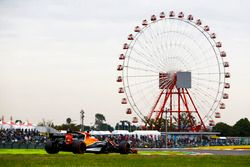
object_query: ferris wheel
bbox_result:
[116,11,230,131]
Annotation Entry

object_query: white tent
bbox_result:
[112,130,130,135]
[0,123,11,130]
[0,120,37,130]
[132,130,161,140]
[90,131,111,135]
[35,126,59,133]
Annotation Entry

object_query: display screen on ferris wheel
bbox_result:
[117,11,230,132]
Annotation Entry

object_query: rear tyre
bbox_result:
[45,140,59,154]
[119,141,130,154]
[72,141,86,154]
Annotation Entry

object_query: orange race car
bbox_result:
[45,131,135,154]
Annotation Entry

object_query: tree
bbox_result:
[115,120,130,131]
[54,123,78,131]
[95,113,106,125]
[66,118,72,125]
[173,112,197,131]
[94,113,105,130]
[94,113,114,131]
[233,118,250,137]
[15,120,22,124]
[54,124,91,132]
[98,123,114,131]
[37,119,46,126]
[37,119,54,127]
[212,122,235,136]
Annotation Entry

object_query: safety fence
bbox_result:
[0,142,44,149]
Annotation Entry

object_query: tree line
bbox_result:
[212,118,250,137]
[38,113,114,132]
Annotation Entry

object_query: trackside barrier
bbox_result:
[0,143,45,149]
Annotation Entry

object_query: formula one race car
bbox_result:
[45,131,133,154]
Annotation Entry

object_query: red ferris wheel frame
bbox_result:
[146,76,206,132]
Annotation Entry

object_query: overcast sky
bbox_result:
[0,0,249,126]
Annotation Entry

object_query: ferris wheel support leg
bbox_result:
[145,90,165,127]
[156,86,174,122]
[180,88,196,131]
[178,89,181,131]
[185,88,207,131]
[170,93,173,131]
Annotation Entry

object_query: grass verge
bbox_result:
[0,149,250,167]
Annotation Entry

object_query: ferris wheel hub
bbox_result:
[159,71,191,89]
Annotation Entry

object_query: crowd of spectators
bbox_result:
[0,129,47,148]
[95,134,250,148]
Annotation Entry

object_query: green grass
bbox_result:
[0,149,69,155]
[0,149,189,155]
[0,149,250,167]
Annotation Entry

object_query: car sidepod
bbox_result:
[86,141,108,153]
